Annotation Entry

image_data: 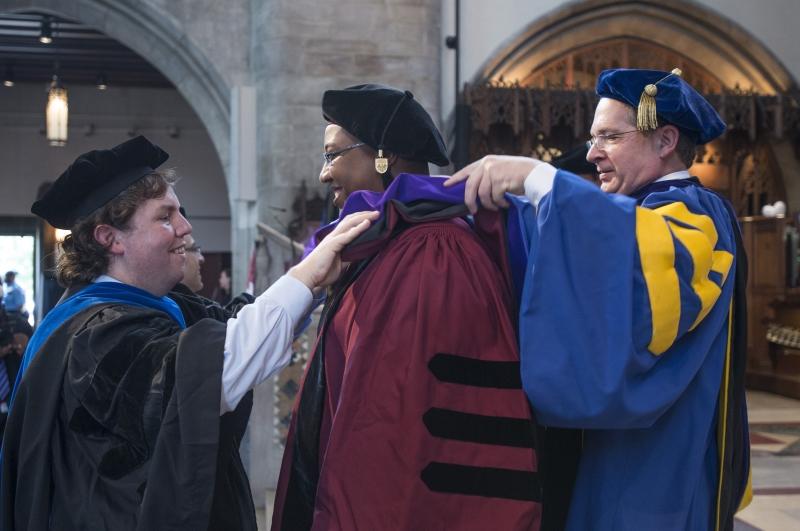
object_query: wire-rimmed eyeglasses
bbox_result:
[587,129,640,149]
[322,142,365,165]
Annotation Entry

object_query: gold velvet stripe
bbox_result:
[636,207,680,355]
[654,202,732,330]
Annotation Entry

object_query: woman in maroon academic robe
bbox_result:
[272,85,542,531]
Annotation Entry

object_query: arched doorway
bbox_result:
[479,0,793,93]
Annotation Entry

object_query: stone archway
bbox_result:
[1,0,259,312]
[476,0,796,93]
[1,0,232,173]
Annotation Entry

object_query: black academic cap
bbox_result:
[31,135,169,229]
[322,83,449,166]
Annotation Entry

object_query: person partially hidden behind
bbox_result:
[272,85,542,530]
[212,268,232,306]
[179,223,205,294]
[169,210,255,321]
[0,301,31,438]
[0,135,376,531]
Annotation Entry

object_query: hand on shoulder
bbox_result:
[288,210,379,290]
[444,155,542,214]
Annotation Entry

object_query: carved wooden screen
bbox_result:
[466,83,597,161]
[521,38,724,94]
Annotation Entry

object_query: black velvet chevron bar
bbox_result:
[427,353,522,389]
[421,462,541,502]
[423,408,535,448]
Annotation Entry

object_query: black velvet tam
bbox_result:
[31,135,169,229]
[322,83,450,166]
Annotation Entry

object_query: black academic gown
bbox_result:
[169,283,258,531]
[1,284,257,531]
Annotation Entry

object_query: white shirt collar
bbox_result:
[654,170,691,183]
[93,274,122,284]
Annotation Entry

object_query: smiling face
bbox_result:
[319,124,383,209]
[586,98,664,195]
[112,186,192,296]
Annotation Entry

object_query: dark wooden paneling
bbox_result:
[741,216,800,399]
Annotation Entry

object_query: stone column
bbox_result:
[229,85,259,294]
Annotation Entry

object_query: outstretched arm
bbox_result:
[221,210,378,413]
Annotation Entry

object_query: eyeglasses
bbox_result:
[323,142,365,165]
[587,129,640,149]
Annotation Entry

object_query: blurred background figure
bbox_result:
[0,294,32,437]
[212,268,232,306]
[182,234,205,294]
[3,271,26,319]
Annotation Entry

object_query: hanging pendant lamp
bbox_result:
[46,74,68,147]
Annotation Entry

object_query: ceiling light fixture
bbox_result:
[46,73,68,147]
[95,71,108,90]
[39,16,53,44]
[3,65,13,87]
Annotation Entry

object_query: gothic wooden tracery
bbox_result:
[521,38,724,94]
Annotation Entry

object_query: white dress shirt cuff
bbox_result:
[523,162,557,207]
[263,274,314,324]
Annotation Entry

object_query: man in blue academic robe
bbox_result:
[446,68,751,530]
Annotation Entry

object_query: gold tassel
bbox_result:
[637,84,659,131]
[636,68,683,133]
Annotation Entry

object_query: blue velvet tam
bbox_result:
[596,68,726,144]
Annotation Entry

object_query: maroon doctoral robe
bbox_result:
[272,202,541,531]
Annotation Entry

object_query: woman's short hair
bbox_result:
[56,170,177,286]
